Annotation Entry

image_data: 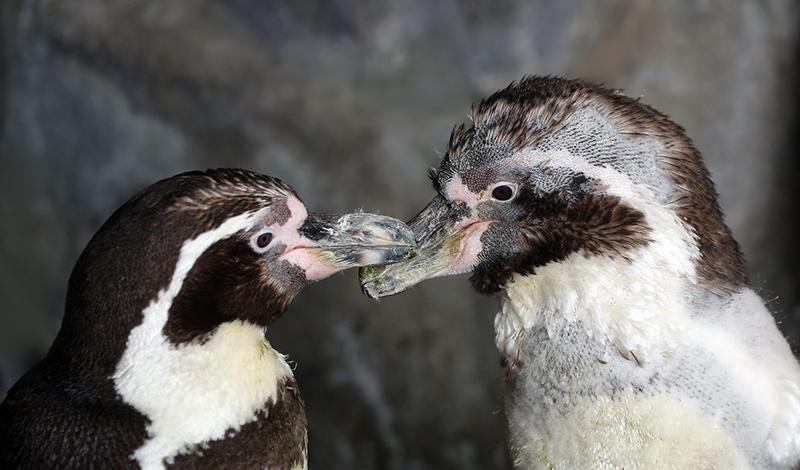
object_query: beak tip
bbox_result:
[358,266,386,299]
[360,282,380,300]
[360,281,391,300]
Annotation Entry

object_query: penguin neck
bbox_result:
[114,315,294,468]
[113,317,293,412]
[104,210,299,467]
[496,203,701,364]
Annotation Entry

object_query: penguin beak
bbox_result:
[359,195,476,298]
[297,212,416,274]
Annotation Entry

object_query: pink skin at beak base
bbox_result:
[433,218,491,277]
[434,174,492,277]
[279,196,341,281]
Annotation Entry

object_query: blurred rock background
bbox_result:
[0,1,798,468]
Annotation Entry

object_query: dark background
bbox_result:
[1,1,798,469]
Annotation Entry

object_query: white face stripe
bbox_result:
[446,150,657,208]
[516,149,657,201]
[447,104,670,206]
[113,209,293,469]
[445,151,657,217]
[161,210,260,304]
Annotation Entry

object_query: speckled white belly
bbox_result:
[508,392,746,470]
[502,312,798,470]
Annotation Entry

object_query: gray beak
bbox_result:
[299,212,416,269]
[359,196,469,298]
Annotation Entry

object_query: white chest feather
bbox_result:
[508,390,749,469]
[115,321,292,468]
[493,204,800,468]
[500,290,800,469]
[496,200,698,364]
[112,211,294,469]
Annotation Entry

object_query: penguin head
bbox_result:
[361,76,745,298]
[65,169,414,345]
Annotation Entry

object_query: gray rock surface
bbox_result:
[1,1,797,468]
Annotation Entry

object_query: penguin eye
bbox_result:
[252,232,274,251]
[490,183,516,202]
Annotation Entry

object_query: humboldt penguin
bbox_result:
[0,168,414,469]
[361,76,800,469]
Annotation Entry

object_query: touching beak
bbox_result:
[298,212,416,271]
[359,195,472,298]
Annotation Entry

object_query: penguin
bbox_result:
[0,168,414,469]
[361,76,800,469]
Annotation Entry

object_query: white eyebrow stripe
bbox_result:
[514,149,657,200]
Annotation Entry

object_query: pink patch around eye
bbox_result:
[444,174,481,206]
[270,196,308,252]
[284,197,308,230]
[278,196,341,281]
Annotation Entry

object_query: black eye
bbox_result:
[491,184,515,201]
[256,232,273,248]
